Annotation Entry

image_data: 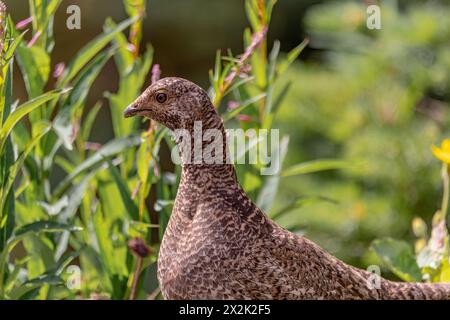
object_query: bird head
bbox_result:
[123,77,218,131]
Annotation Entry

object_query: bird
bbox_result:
[123,77,450,300]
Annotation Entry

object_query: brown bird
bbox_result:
[124,77,450,300]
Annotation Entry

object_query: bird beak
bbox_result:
[123,103,138,118]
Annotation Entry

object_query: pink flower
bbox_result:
[128,238,151,258]
[126,43,136,53]
[227,101,239,110]
[224,70,237,86]
[84,142,102,151]
[16,16,32,30]
[70,120,80,144]
[239,64,252,79]
[154,164,160,177]
[151,64,161,84]
[223,27,267,88]
[53,62,65,78]
[26,30,41,47]
[239,27,268,64]
[237,114,252,122]
[131,181,141,200]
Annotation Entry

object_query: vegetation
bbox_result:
[274,1,450,275]
[0,0,449,299]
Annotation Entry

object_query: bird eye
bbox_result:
[155,92,167,103]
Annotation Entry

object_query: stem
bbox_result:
[441,163,449,219]
[256,0,268,123]
[129,257,143,300]
[128,1,145,58]
[147,287,161,300]
[138,121,156,221]
[213,27,268,107]
[0,236,24,299]
[138,187,146,221]
[257,34,267,124]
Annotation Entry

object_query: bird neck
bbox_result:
[180,163,238,187]
[170,101,241,190]
[178,136,238,185]
[174,104,233,168]
[175,163,239,221]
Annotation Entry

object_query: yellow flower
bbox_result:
[432,139,450,164]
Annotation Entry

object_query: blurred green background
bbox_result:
[5,0,450,272]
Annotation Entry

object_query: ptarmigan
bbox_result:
[124,77,450,300]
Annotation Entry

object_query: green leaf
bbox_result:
[245,0,259,31]
[213,50,222,88]
[0,66,14,251]
[53,135,142,197]
[154,200,175,212]
[271,80,292,115]
[24,274,63,286]
[106,159,139,220]
[268,40,280,83]
[128,221,157,239]
[1,31,26,116]
[1,58,14,124]
[281,159,355,177]
[270,195,338,220]
[242,171,262,193]
[38,196,69,216]
[29,0,62,51]
[123,0,145,18]
[82,102,102,141]
[223,93,266,121]
[222,76,255,97]
[156,179,174,239]
[371,238,422,282]
[256,135,289,213]
[49,251,80,276]
[107,44,153,138]
[0,220,81,298]
[265,0,277,25]
[54,49,113,149]
[7,284,42,300]
[137,136,151,183]
[0,187,14,252]
[277,38,309,76]
[92,201,128,281]
[3,30,27,63]
[104,18,134,75]
[0,88,70,153]
[0,122,51,216]
[54,155,75,174]
[58,173,94,223]
[57,16,138,87]
[16,45,51,98]
[54,183,91,258]
[439,258,450,282]
[14,221,82,237]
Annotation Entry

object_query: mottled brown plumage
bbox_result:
[124,77,450,300]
